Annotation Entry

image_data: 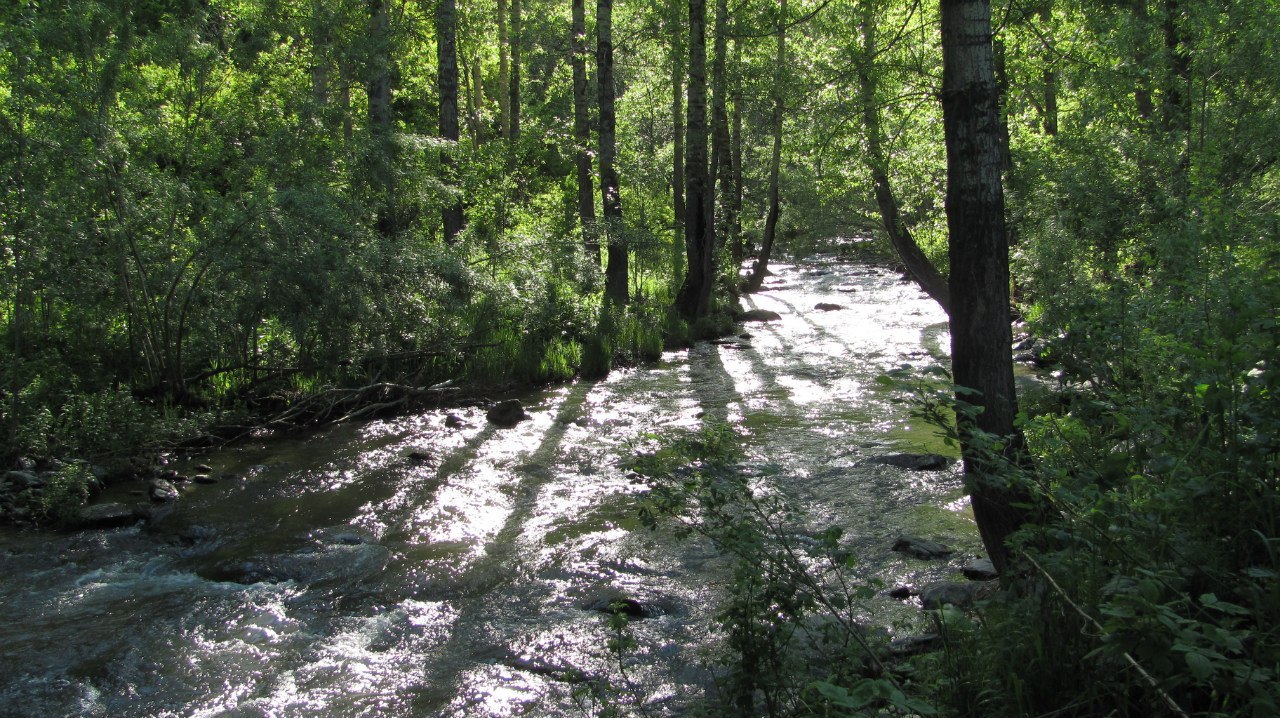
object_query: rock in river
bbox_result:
[740,309,783,323]
[75,502,140,530]
[814,303,844,312]
[487,399,529,427]
[149,478,181,503]
[892,535,953,560]
[860,453,953,471]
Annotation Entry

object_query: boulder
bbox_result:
[487,399,529,427]
[193,474,218,485]
[887,585,915,600]
[962,558,999,581]
[814,303,845,312]
[75,503,140,530]
[740,309,782,323]
[860,453,953,471]
[4,470,43,489]
[584,593,658,620]
[149,478,181,503]
[892,535,953,560]
[444,413,466,429]
[194,464,214,473]
[919,581,982,610]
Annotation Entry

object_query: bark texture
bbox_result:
[940,0,1037,574]
[437,0,464,243]
[674,0,714,318]
[597,0,627,303]
[572,0,597,252]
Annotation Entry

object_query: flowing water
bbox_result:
[0,257,984,717]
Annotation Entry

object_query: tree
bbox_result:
[670,0,686,255]
[674,0,715,318]
[940,0,1039,574]
[598,0,628,303]
[743,0,786,293]
[858,0,950,313]
[437,0,465,243]
[367,0,397,236]
[572,0,597,252]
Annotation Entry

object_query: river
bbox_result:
[0,257,982,717]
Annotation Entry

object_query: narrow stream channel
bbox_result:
[0,257,983,717]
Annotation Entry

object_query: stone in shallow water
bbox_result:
[487,399,529,427]
[892,535,953,560]
[860,453,953,471]
[75,503,140,530]
[740,309,782,322]
[814,302,845,311]
[149,479,180,503]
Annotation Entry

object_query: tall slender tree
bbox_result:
[367,0,396,236]
[710,0,732,261]
[675,0,714,318]
[598,0,627,303]
[744,0,786,293]
[498,0,511,138]
[510,0,523,141]
[436,0,464,243]
[572,0,597,253]
[858,0,950,313]
[669,0,687,278]
[940,0,1039,575]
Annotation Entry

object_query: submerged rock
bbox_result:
[887,585,916,600]
[487,399,529,427]
[860,453,953,471]
[740,309,783,323]
[213,542,390,586]
[892,535,953,560]
[192,474,218,485]
[814,303,845,312]
[75,503,140,530]
[582,590,661,619]
[444,413,466,429]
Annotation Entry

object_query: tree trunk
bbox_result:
[1132,0,1155,120]
[858,1,950,314]
[729,32,744,266]
[509,0,522,141]
[670,0,686,282]
[498,0,511,139]
[743,0,786,294]
[367,0,396,237]
[572,0,597,254]
[940,0,1038,576]
[436,0,464,243]
[598,0,627,303]
[710,0,732,265]
[1039,6,1059,136]
[674,0,714,318]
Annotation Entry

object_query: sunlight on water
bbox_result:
[0,257,982,718]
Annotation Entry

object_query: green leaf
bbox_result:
[1185,651,1215,682]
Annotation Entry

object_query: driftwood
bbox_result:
[264,382,461,429]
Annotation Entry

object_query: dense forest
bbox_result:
[2,0,1279,715]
